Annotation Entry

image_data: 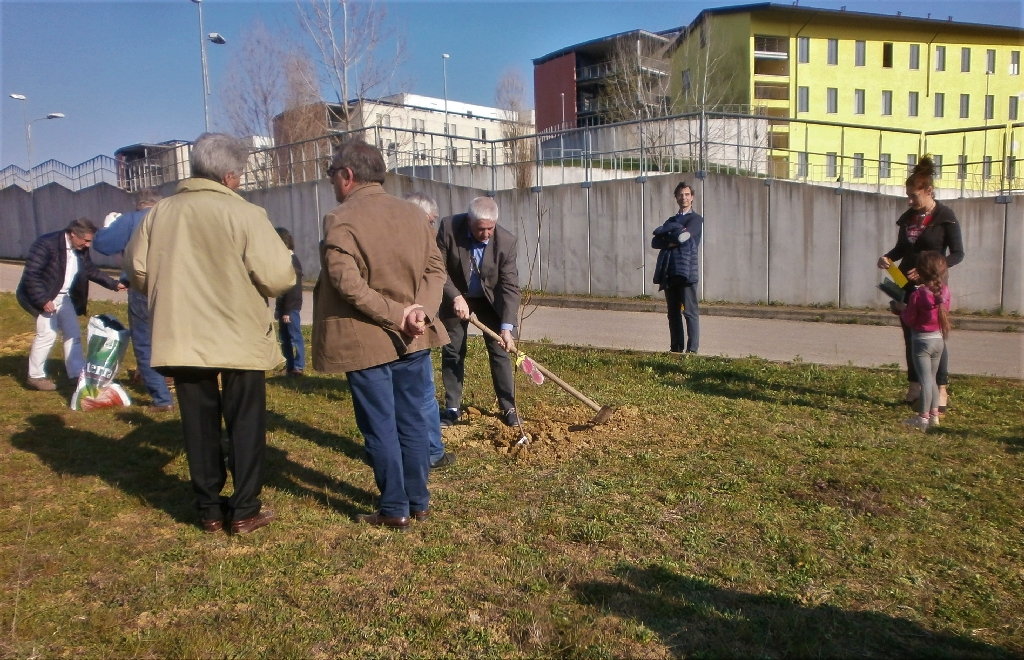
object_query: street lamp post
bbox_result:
[560,92,565,161]
[190,0,225,132]
[9,93,64,189]
[442,53,451,183]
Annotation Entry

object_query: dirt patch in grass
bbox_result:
[789,478,893,517]
[484,404,643,464]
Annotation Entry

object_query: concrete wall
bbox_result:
[0,182,134,268]
[1,175,1017,313]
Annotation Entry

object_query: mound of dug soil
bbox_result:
[484,403,642,464]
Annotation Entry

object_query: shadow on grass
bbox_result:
[266,410,366,463]
[11,412,196,525]
[11,411,376,525]
[932,426,1024,455]
[269,371,351,401]
[574,563,1012,658]
[636,357,901,410]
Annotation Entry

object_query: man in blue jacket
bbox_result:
[652,182,703,354]
[16,218,124,391]
[93,188,173,412]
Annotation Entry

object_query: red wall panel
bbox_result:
[533,54,577,133]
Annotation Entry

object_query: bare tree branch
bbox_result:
[495,67,535,190]
[295,0,406,130]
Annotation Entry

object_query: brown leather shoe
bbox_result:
[27,377,57,391]
[230,509,275,535]
[146,404,175,414]
[355,511,410,530]
[202,518,224,533]
[411,509,430,522]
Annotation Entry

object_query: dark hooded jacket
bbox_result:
[16,230,119,317]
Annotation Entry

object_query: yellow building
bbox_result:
[669,3,1024,194]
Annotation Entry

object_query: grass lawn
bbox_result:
[0,291,1022,658]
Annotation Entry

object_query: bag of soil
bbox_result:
[70,314,132,411]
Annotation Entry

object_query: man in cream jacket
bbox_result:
[125,133,296,535]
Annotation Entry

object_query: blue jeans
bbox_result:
[128,289,174,407]
[279,311,305,372]
[347,349,434,518]
[424,365,445,463]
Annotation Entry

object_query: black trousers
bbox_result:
[901,320,949,386]
[169,368,267,523]
[441,298,516,413]
[663,277,700,353]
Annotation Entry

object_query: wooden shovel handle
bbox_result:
[468,314,603,413]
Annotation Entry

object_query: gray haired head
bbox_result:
[66,217,98,237]
[467,196,499,223]
[134,188,162,210]
[404,192,439,225]
[190,132,249,183]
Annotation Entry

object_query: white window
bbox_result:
[985,95,995,120]
[961,47,971,72]
[854,88,865,115]
[987,49,996,74]
[907,154,917,176]
[908,91,919,117]
[881,90,892,116]
[853,153,864,178]
[1012,51,1021,75]
[933,155,943,179]
[474,127,487,140]
[826,152,837,178]
[797,152,809,177]
[797,86,809,113]
[827,87,838,114]
[935,45,946,71]
[957,155,968,180]
[960,94,970,119]
[934,93,945,118]
[1010,96,1020,121]
[909,44,920,70]
[828,39,838,65]
[983,156,993,180]
[855,40,866,66]
[880,153,891,179]
[798,37,810,63]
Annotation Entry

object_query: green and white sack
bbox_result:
[70,314,132,411]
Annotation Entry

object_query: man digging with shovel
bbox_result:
[436,197,522,430]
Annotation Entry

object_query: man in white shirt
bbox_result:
[16,218,123,390]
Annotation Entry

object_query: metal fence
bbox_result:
[0,155,119,192]
[5,113,1021,198]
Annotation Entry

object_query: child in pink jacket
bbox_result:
[896,251,952,431]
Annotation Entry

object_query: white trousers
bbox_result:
[28,295,84,380]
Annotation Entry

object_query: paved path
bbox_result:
[3,263,1019,378]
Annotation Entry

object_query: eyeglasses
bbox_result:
[324,163,342,178]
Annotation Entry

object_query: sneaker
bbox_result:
[502,408,521,427]
[27,377,56,391]
[439,408,461,428]
[928,415,940,428]
[903,416,929,432]
[430,452,456,470]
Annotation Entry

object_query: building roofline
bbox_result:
[672,2,1024,49]
[532,27,683,66]
[114,141,190,159]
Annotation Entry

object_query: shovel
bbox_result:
[468,315,615,426]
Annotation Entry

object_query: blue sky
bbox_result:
[2,0,1021,167]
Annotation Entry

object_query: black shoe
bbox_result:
[502,408,521,427]
[430,452,456,470]
[439,408,461,428]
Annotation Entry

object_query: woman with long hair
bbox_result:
[877,156,964,412]
[895,251,952,430]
